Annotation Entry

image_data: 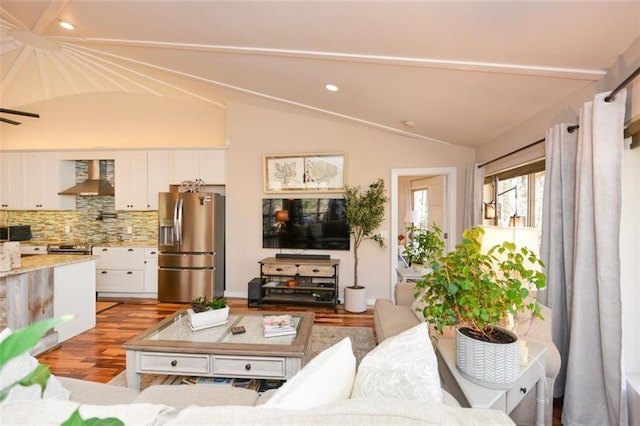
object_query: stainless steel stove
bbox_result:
[47,243,93,255]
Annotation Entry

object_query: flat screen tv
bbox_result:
[262,198,350,251]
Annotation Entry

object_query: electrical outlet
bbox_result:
[126,226,133,234]
[64,225,71,233]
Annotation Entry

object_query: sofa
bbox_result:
[374,281,561,426]
[1,323,516,425]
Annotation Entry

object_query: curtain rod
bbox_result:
[478,125,578,169]
[479,64,640,169]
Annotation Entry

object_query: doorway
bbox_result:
[389,167,457,301]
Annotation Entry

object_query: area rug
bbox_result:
[107,325,376,389]
[96,301,122,314]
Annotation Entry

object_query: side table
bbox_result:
[396,267,432,283]
[436,338,546,426]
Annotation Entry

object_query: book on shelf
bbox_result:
[263,314,296,338]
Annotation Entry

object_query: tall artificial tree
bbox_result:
[343,178,388,288]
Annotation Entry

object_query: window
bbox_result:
[412,188,429,229]
[484,160,545,234]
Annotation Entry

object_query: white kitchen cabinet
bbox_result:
[143,247,159,293]
[146,151,170,210]
[21,153,75,210]
[54,260,96,342]
[169,150,225,185]
[94,246,145,293]
[0,153,24,209]
[114,151,148,210]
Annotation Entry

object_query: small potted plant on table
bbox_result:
[416,226,546,388]
[188,296,229,330]
[403,223,445,272]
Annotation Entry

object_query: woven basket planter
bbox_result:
[455,326,519,390]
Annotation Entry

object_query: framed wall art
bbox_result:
[264,152,345,193]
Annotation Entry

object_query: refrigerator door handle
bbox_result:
[174,198,183,245]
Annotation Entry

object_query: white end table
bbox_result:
[436,338,546,426]
[396,267,432,283]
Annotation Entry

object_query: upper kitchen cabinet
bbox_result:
[114,150,170,210]
[0,153,24,209]
[169,150,225,186]
[114,151,148,210]
[22,153,76,210]
[3,153,75,210]
[146,151,170,210]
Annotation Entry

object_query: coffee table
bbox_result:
[122,310,314,390]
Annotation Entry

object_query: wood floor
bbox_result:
[36,296,561,425]
[36,297,375,383]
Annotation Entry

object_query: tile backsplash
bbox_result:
[3,160,157,243]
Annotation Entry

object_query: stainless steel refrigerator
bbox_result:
[158,192,225,302]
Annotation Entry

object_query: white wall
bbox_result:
[224,101,474,302]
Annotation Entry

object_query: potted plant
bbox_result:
[343,178,388,313]
[416,226,546,388]
[403,223,445,272]
[188,296,229,330]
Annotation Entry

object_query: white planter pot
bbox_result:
[188,306,229,330]
[455,326,519,389]
[344,286,367,313]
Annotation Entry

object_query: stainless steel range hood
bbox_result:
[59,160,115,196]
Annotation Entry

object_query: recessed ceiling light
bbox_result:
[59,20,75,30]
[325,84,339,92]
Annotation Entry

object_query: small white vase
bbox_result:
[188,306,229,330]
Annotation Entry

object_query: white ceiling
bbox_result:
[1,1,639,148]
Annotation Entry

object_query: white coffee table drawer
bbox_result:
[213,355,285,378]
[139,352,210,375]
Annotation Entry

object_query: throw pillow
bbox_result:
[350,323,442,403]
[0,328,70,403]
[410,288,428,322]
[262,337,356,410]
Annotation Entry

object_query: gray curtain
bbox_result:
[541,91,627,425]
[463,163,484,230]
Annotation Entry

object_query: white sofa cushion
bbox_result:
[0,328,70,403]
[165,396,515,425]
[0,400,177,425]
[262,337,356,410]
[350,323,442,403]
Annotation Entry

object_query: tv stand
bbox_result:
[258,257,339,309]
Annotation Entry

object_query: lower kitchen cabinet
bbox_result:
[143,248,158,293]
[93,246,158,296]
[54,260,96,342]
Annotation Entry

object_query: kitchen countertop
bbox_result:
[0,255,98,278]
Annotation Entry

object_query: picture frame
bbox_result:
[264,152,345,193]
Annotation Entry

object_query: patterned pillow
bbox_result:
[410,288,428,322]
[350,323,442,403]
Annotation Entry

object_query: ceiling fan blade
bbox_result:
[0,108,40,118]
[0,117,22,125]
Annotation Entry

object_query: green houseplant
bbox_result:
[416,226,546,387]
[343,178,388,312]
[188,296,229,330]
[0,316,123,425]
[403,223,445,270]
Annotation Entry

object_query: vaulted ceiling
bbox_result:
[1,1,639,147]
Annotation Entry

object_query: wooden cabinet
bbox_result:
[169,150,225,185]
[94,246,145,293]
[258,257,339,308]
